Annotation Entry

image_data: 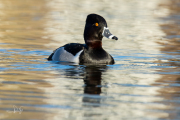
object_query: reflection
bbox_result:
[83,66,105,95]
[55,63,107,105]
[83,66,107,108]
[0,0,57,120]
[153,0,180,119]
[57,64,108,117]
[59,63,107,95]
[159,0,180,56]
[0,0,50,50]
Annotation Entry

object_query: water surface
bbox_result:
[0,0,180,119]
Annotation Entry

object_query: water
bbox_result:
[0,0,180,119]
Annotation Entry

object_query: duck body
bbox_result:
[47,42,114,64]
[48,14,118,64]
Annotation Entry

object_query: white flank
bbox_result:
[52,47,83,63]
[72,50,83,63]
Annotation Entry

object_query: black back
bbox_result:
[63,43,85,56]
[47,43,85,61]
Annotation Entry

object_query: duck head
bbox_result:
[84,14,118,46]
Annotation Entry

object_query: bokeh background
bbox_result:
[0,0,180,119]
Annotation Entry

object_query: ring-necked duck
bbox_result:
[48,13,118,64]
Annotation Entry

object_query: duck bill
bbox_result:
[102,27,118,40]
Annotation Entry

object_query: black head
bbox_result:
[83,14,118,44]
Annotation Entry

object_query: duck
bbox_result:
[47,13,118,64]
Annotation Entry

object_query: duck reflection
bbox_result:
[82,65,107,107]
[83,65,105,95]
[56,62,108,106]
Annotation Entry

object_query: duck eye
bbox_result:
[95,23,99,26]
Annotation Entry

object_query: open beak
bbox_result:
[102,27,118,40]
